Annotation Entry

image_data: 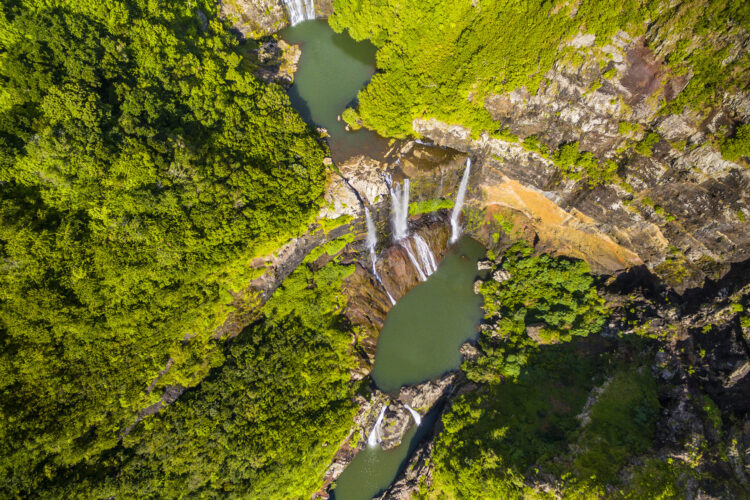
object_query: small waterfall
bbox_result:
[404,404,422,426]
[400,239,427,282]
[389,179,411,242]
[450,158,472,244]
[367,406,387,447]
[412,234,437,276]
[365,208,396,305]
[282,0,315,25]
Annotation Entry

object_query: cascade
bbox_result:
[450,158,472,244]
[365,208,396,305]
[400,240,427,282]
[412,234,437,276]
[282,0,315,26]
[388,177,439,282]
[389,179,410,242]
[367,406,387,447]
[404,404,422,426]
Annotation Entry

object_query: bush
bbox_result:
[464,242,609,383]
[720,123,750,162]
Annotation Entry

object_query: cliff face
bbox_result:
[411,32,749,292]
[220,0,334,38]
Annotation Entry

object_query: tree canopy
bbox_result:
[0,0,327,494]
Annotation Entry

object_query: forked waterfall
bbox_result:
[388,177,438,282]
[367,406,387,447]
[282,0,315,26]
[404,404,422,426]
[450,158,471,244]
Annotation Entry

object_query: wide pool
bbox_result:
[280,20,387,162]
[332,236,486,500]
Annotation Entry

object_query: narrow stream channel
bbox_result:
[332,237,487,500]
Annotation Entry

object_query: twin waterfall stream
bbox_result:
[364,157,472,447]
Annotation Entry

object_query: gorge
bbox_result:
[1,1,748,500]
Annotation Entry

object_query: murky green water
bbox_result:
[332,237,486,500]
[332,404,441,500]
[372,237,487,393]
[280,20,387,162]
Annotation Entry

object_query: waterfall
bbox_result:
[367,406,387,447]
[404,404,422,426]
[387,177,439,282]
[389,179,410,242]
[450,158,472,244]
[365,208,396,305]
[282,0,315,25]
[400,240,427,282]
[412,234,437,276]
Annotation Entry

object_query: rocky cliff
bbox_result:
[411,30,748,292]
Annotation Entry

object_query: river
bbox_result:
[280,20,388,162]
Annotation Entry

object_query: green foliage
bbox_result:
[409,198,455,215]
[304,234,356,263]
[342,107,362,130]
[84,262,359,499]
[465,243,609,383]
[571,368,660,484]
[35,261,357,498]
[428,345,667,499]
[618,121,642,136]
[330,0,656,139]
[432,345,604,499]
[522,135,550,156]
[634,132,661,157]
[658,1,750,115]
[552,142,618,187]
[0,0,327,493]
[720,123,750,162]
[602,67,617,80]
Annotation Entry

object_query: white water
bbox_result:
[387,177,439,282]
[400,239,427,282]
[450,158,472,244]
[365,208,396,305]
[389,179,410,242]
[282,0,315,25]
[412,234,438,276]
[404,404,422,426]
[367,406,387,447]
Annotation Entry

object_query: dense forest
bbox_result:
[0,0,329,495]
[331,0,749,142]
[2,0,748,498]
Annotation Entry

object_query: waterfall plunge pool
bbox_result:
[280,20,388,162]
[372,236,487,393]
[332,236,487,500]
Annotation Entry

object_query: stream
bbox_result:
[281,18,485,500]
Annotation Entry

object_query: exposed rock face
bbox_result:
[318,155,392,219]
[373,439,434,500]
[220,0,333,39]
[220,0,288,38]
[412,35,750,291]
[379,373,457,450]
[252,39,301,86]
